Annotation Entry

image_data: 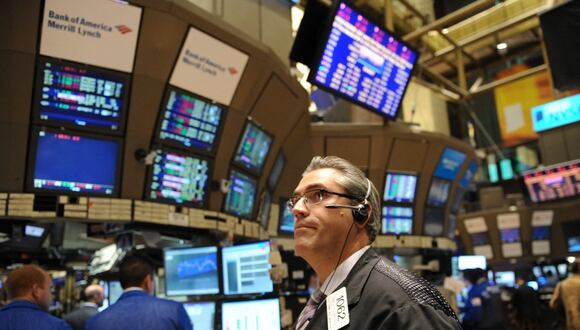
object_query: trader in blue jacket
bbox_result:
[0,264,72,330]
[86,253,192,330]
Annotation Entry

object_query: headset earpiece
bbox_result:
[352,203,369,224]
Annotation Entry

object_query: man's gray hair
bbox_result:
[303,156,380,243]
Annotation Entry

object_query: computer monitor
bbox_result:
[267,151,285,192]
[221,241,273,295]
[527,281,539,290]
[24,225,46,237]
[232,121,273,176]
[457,255,487,271]
[164,246,220,296]
[426,177,451,207]
[221,298,280,330]
[223,168,258,219]
[383,172,418,204]
[32,56,129,133]
[558,264,569,278]
[450,187,466,213]
[523,159,580,203]
[278,198,295,235]
[26,127,121,196]
[532,266,542,278]
[307,0,418,120]
[381,206,413,235]
[155,86,225,154]
[500,158,515,181]
[495,271,515,287]
[145,149,211,208]
[532,226,550,241]
[471,232,489,246]
[257,190,272,229]
[183,301,216,330]
[500,228,520,243]
[434,148,467,181]
[562,221,580,253]
[423,207,445,236]
[460,160,479,188]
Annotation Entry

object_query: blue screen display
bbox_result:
[460,160,478,188]
[34,57,128,132]
[471,232,489,246]
[532,226,550,240]
[427,177,450,207]
[224,169,257,218]
[222,241,273,295]
[381,206,413,234]
[164,247,219,296]
[532,93,580,132]
[500,158,514,180]
[157,87,224,153]
[31,129,119,195]
[279,198,295,234]
[434,147,466,180]
[500,228,520,243]
[183,302,215,330]
[383,172,417,203]
[309,1,417,119]
[233,122,273,175]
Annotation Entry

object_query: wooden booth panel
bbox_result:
[387,138,428,172]
[325,137,370,169]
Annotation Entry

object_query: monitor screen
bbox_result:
[500,228,521,243]
[25,225,45,237]
[146,149,211,208]
[488,162,499,183]
[307,0,418,120]
[267,151,285,191]
[532,93,580,132]
[27,128,121,196]
[221,298,280,330]
[532,266,542,278]
[523,159,580,203]
[500,158,514,181]
[183,301,215,330]
[434,148,467,181]
[450,187,466,213]
[164,246,220,296]
[383,172,417,204]
[223,169,258,219]
[232,121,273,175]
[381,206,413,235]
[33,56,129,133]
[427,177,451,207]
[221,241,273,295]
[558,264,568,278]
[527,281,539,290]
[108,280,123,305]
[278,198,295,235]
[460,160,479,188]
[423,207,444,236]
[257,190,272,229]
[457,255,486,271]
[562,221,580,253]
[532,226,550,240]
[156,86,225,154]
[471,232,489,246]
[495,271,515,287]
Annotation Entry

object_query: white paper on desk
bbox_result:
[504,103,525,133]
[532,210,554,226]
[497,213,520,229]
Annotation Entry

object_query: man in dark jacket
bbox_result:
[512,276,540,330]
[63,283,104,330]
[289,156,460,329]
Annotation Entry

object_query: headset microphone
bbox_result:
[325,179,372,224]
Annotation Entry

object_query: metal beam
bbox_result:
[384,0,394,32]
[397,0,428,24]
[469,64,547,96]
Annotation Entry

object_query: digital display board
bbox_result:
[33,57,129,133]
[156,86,225,154]
[434,147,467,181]
[383,172,417,204]
[27,128,121,196]
[278,198,295,235]
[164,247,219,296]
[532,93,580,132]
[523,159,580,203]
[308,1,418,119]
[221,241,273,295]
[500,228,521,243]
[221,298,280,330]
[223,168,257,218]
[146,149,210,208]
[456,255,487,271]
[232,121,273,176]
[267,151,285,191]
[426,177,451,207]
[423,207,444,236]
[183,302,215,330]
[381,206,413,235]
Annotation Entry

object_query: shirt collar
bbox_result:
[81,302,98,308]
[1,300,42,311]
[319,245,371,296]
[123,287,145,293]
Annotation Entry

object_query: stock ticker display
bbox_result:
[224,169,257,219]
[158,87,224,153]
[381,206,413,235]
[383,172,417,204]
[310,1,417,119]
[523,159,580,203]
[148,150,210,207]
[35,58,128,132]
[164,247,220,296]
[233,122,273,175]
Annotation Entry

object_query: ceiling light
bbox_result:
[441,28,449,34]
[496,42,508,50]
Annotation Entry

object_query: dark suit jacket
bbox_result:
[0,300,72,330]
[63,303,98,330]
[85,290,192,330]
[304,248,461,329]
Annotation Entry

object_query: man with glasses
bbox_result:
[291,156,460,330]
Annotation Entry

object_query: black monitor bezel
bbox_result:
[31,56,131,135]
[163,245,222,297]
[143,146,213,209]
[306,0,419,121]
[231,119,274,177]
[221,167,259,219]
[422,206,446,237]
[182,300,218,330]
[25,126,123,197]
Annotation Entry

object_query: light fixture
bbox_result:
[496,42,508,50]
[567,256,576,264]
[441,28,449,34]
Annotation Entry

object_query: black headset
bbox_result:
[325,178,371,224]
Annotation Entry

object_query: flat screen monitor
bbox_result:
[488,162,499,183]
[267,151,285,191]
[145,149,211,208]
[257,190,272,229]
[532,93,580,132]
[532,226,550,241]
[495,271,515,287]
[183,301,215,330]
[33,56,129,133]
[457,255,486,271]
[460,160,479,188]
[25,225,46,237]
[278,198,295,235]
[450,187,466,213]
[527,281,539,290]
[523,159,580,203]
[543,265,558,278]
[423,207,444,236]
[427,177,451,207]
[164,246,220,296]
[471,232,489,246]
[232,121,273,176]
[27,127,121,196]
[108,280,123,305]
[500,228,521,243]
[532,266,542,278]
[562,221,580,253]
[307,0,418,120]
[221,298,280,330]
[156,86,225,154]
[381,206,413,235]
[223,168,258,219]
[383,172,417,204]
[221,241,273,295]
[434,148,467,181]
[500,158,514,181]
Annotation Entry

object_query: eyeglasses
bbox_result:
[287,188,357,212]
